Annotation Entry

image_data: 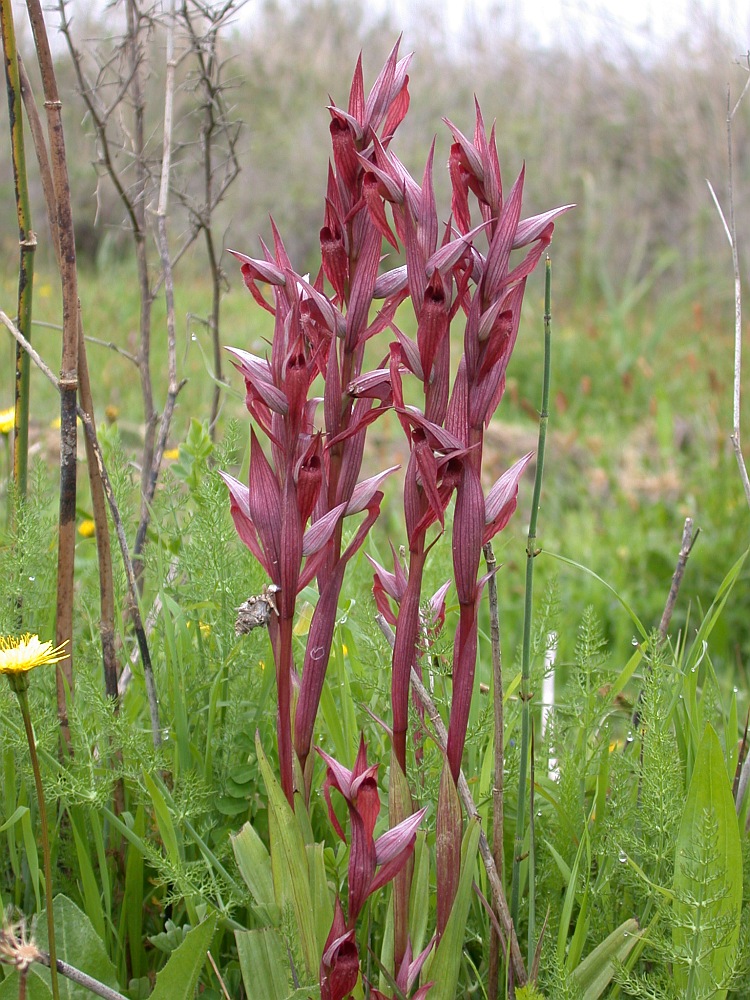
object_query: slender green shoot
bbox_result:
[0,0,34,502]
[511,256,552,935]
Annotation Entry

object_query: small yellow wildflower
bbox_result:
[78,519,96,539]
[0,634,68,675]
[0,407,14,436]
[104,405,119,423]
[164,447,180,461]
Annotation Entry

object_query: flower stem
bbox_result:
[16,688,59,1000]
[511,256,552,936]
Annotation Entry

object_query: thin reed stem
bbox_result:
[511,256,552,934]
[25,0,79,740]
[0,0,33,503]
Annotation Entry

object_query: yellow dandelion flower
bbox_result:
[104,405,119,423]
[78,519,96,538]
[0,407,14,435]
[164,447,180,461]
[0,634,68,675]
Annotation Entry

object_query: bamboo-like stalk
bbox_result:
[0,0,33,504]
[17,54,119,709]
[511,257,552,934]
[24,0,79,741]
[483,541,504,1000]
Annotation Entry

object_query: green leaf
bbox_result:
[423,817,481,1000]
[231,820,280,925]
[149,913,217,1000]
[68,809,106,942]
[256,734,319,980]
[35,895,120,1000]
[235,927,290,1000]
[307,842,333,957]
[142,769,181,866]
[0,804,28,832]
[0,971,52,999]
[408,830,430,959]
[570,918,640,999]
[672,723,742,999]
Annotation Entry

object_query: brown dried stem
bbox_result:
[18,54,119,708]
[25,0,79,742]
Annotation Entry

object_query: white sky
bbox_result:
[383,0,750,51]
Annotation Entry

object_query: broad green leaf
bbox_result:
[256,735,319,980]
[307,842,333,956]
[35,895,120,1000]
[235,927,290,1000]
[570,918,640,999]
[231,820,279,924]
[149,913,217,1000]
[423,817,481,1000]
[408,830,430,958]
[672,723,742,999]
[0,970,52,999]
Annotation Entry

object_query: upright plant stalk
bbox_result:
[17,57,120,711]
[483,540,504,1000]
[511,256,552,932]
[25,0,79,740]
[0,0,33,504]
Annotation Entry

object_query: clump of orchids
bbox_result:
[221,41,571,995]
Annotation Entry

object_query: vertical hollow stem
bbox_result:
[17,50,119,710]
[511,257,552,933]
[16,687,59,1000]
[25,0,79,739]
[0,0,33,503]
